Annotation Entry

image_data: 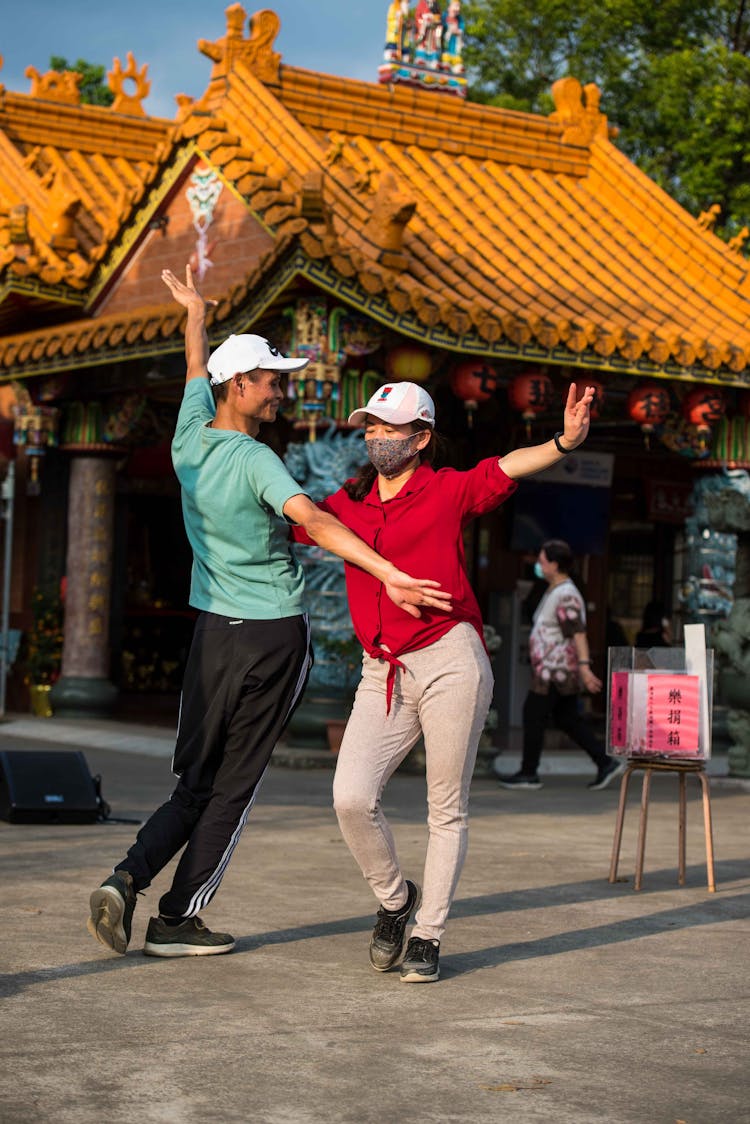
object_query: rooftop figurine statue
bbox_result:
[379,0,466,96]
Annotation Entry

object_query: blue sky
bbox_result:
[2,1,388,118]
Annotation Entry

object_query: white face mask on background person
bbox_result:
[533,560,545,580]
[365,434,422,479]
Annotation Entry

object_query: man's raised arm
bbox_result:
[161,266,217,384]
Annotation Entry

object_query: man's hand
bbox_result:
[284,496,453,619]
[561,383,594,451]
[161,265,218,383]
[383,570,453,619]
[161,265,217,313]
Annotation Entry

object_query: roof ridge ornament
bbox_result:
[697,204,721,231]
[361,171,416,271]
[108,52,151,117]
[197,5,282,93]
[45,168,82,255]
[727,227,749,255]
[549,76,610,146]
[24,66,82,105]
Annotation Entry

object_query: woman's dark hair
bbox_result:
[540,538,574,575]
[641,600,667,630]
[343,419,441,501]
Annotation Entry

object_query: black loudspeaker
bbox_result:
[0,750,101,824]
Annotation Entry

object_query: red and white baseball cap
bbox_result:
[207,334,309,385]
[348,382,436,428]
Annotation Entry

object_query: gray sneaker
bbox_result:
[143,915,235,957]
[87,870,137,955]
[369,880,421,971]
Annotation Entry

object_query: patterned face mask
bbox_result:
[365,434,422,479]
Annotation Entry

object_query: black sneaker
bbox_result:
[87,870,137,955]
[400,936,440,983]
[588,757,627,791]
[143,915,235,957]
[497,771,543,790]
[369,880,421,971]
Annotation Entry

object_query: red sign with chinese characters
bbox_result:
[610,672,629,747]
[646,675,700,755]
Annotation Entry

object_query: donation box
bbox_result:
[606,624,713,762]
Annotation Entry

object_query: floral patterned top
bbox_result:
[528,578,586,696]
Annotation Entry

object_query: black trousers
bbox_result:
[521,686,607,775]
[117,611,312,917]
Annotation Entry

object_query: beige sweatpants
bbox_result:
[333,622,493,943]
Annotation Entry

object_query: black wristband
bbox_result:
[554,431,572,455]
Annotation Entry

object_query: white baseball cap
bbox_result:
[348,382,436,428]
[207,333,309,385]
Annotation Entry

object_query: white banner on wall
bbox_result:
[534,451,614,488]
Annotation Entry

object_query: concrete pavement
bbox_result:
[0,716,748,1123]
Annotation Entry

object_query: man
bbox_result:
[87,265,451,958]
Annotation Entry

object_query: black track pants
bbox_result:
[117,611,312,917]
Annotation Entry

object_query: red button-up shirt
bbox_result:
[293,458,517,709]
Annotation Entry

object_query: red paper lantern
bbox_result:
[450,361,498,403]
[508,370,553,417]
[575,379,605,420]
[507,370,553,436]
[449,361,498,427]
[682,385,726,432]
[385,345,432,383]
[627,383,670,431]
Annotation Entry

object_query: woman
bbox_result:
[635,600,673,648]
[496,539,624,792]
[294,379,594,983]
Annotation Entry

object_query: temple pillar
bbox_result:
[50,454,119,717]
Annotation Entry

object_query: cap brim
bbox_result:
[210,357,310,382]
[347,406,434,426]
[261,357,310,372]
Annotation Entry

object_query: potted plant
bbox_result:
[23,588,64,717]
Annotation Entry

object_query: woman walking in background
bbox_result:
[495,539,624,792]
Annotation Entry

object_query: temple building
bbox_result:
[2,3,750,722]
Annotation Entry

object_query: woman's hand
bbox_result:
[561,383,594,451]
[579,664,602,693]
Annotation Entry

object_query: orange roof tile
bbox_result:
[2,6,750,385]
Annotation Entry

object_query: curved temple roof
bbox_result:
[1,5,749,385]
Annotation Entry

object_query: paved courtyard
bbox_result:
[0,723,748,1123]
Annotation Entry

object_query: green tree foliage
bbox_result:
[463,0,750,236]
[50,56,114,107]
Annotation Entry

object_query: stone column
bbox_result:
[50,454,118,717]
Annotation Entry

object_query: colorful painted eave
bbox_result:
[2,238,750,388]
[2,4,750,386]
